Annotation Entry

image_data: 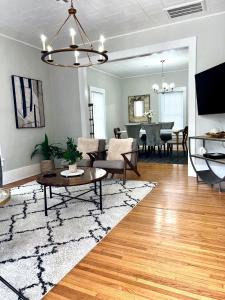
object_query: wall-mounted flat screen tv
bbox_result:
[195,62,225,115]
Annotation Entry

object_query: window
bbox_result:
[89,87,106,139]
[159,90,186,129]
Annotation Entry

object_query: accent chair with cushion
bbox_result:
[77,137,106,167]
[93,138,140,184]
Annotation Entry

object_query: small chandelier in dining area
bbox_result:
[40,0,108,68]
[152,60,175,94]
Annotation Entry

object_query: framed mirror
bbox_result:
[128,94,150,123]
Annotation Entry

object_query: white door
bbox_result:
[89,86,106,139]
[159,90,186,130]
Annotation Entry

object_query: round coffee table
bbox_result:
[36,167,107,216]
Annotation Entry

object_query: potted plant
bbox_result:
[31,134,63,173]
[63,137,83,173]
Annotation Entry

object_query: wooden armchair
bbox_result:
[93,138,140,184]
[77,138,106,167]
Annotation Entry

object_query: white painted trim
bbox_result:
[3,163,40,185]
[89,86,107,139]
[0,32,40,50]
[121,68,189,80]
[90,67,120,79]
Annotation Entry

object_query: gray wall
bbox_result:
[87,68,123,139]
[0,36,53,171]
[121,70,188,127]
[49,67,82,145]
[103,14,225,135]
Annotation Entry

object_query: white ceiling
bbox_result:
[95,47,189,78]
[0,0,224,48]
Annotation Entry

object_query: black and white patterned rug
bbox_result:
[0,179,155,300]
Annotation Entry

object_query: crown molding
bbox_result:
[90,66,120,79]
[120,68,189,79]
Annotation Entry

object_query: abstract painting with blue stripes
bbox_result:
[11,75,45,128]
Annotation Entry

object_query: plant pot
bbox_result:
[40,160,55,173]
[69,163,77,173]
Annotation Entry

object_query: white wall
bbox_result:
[121,70,188,127]
[87,68,123,139]
[0,35,53,172]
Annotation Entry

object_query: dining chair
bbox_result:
[113,128,121,139]
[159,122,174,129]
[125,123,142,148]
[159,122,174,142]
[167,126,188,156]
[142,123,165,156]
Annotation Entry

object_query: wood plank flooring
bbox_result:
[8,163,225,299]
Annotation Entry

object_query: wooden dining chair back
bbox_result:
[167,126,188,156]
[113,128,121,139]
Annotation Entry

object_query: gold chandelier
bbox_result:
[40,0,108,68]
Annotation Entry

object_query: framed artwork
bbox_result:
[11,75,45,128]
[128,94,150,123]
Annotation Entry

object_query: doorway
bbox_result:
[89,86,106,139]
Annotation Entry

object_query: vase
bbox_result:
[147,117,152,124]
[69,163,77,173]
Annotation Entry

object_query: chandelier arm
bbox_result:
[49,14,72,46]
[73,15,92,64]
[74,15,93,47]
[41,47,108,68]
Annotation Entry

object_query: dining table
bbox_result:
[118,128,184,153]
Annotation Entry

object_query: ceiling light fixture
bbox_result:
[152,60,175,94]
[40,0,108,68]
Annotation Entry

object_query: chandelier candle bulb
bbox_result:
[170,82,175,90]
[70,28,76,45]
[98,45,104,62]
[40,34,47,51]
[47,46,53,61]
[74,50,79,64]
[100,35,105,50]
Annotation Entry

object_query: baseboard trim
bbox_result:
[3,163,40,185]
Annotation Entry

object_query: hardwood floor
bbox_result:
[8,163,225,299]
[42,163,225,300]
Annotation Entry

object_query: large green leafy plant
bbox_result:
[63,137,82,165]
[31,134,63,160]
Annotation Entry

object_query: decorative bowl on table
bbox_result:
[206,131,225,138]
[60,169,84,177]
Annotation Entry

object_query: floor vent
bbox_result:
[165,0,205,19]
